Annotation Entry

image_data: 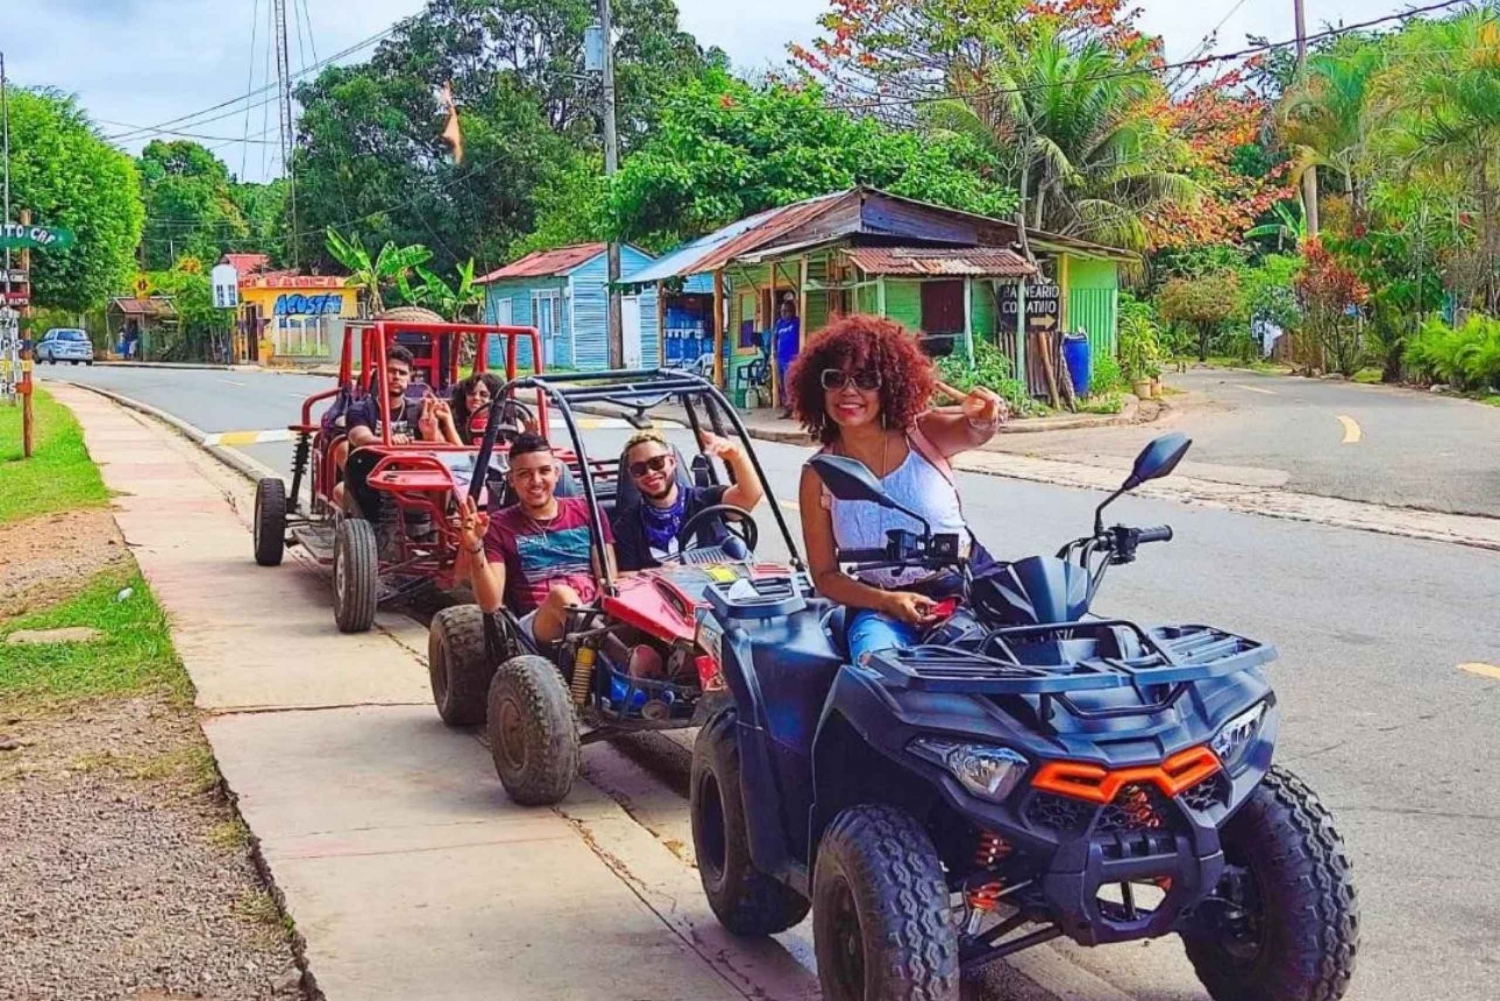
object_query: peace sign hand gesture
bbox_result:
[458,495,490,554]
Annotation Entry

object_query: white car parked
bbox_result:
[35,328,95,365]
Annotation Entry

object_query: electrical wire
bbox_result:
[242,0,261,180]
[826,0,1474,112]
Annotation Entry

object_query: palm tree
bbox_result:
[324,228,433,316]
[1281,34,1388,231]
[926,24,1196,251]
[1374,10,1500,313]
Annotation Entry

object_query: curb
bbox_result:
[62,382,277,485]
[94,360,336,377]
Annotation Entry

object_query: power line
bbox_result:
[104,21,397,142]
[96,119,278,145]
[241,0,262,179]
[826,0,1473,112]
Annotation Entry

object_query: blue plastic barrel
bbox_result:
[1062,333,1091,397]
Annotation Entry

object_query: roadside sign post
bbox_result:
[17,209,32,456]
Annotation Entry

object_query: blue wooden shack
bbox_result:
[476,243,659,371]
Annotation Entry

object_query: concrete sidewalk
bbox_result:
[53,384,818,1001]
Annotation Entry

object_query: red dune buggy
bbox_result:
[250,316,563,632]
[424,368,805,806]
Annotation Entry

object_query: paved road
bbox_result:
[48,366,1500,1001]
[995,369,1500,518]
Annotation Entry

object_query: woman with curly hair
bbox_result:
[790,315,1008,665]
[443,371,505,445]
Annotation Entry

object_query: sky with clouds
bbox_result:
[5,0,1405,183]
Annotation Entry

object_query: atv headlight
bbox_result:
[1211,702,1267,773]
[911,738,1028,804]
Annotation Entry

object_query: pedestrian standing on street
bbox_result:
[775,297,800,418]
[790,315,1007,666]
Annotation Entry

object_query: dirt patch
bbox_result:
[0,509,131,621]
[0,694,305,1001]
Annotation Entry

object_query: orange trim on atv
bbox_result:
[1031,746,1221,803]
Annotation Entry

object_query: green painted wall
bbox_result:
[1066,255,1119,360]
[971,278,996,339]
[885,279,923,330]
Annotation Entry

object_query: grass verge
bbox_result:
[0,387,110,525]
[0,567,189,706]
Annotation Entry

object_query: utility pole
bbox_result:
[18,209,32,457]
[273,0,299,268]
[598,0,623,370]
[1294,0,1320,239]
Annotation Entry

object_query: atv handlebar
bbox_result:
[1136,525,1174,545]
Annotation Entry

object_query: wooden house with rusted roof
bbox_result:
[625,187,1134,403]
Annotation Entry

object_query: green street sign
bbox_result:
[0,223,75,250]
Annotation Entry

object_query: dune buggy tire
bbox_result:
[1182,766,1359,1001]
[691,710,810,936]
[487,655,579,806]
[428,605,492,727]
[332,518,378,633]
[253,477,287,567]
[813,804,959,1001]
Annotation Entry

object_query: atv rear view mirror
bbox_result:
[1126,432,1191,490]
[809,454,933,535]
[810,454,891,506]
[1093,432,1192,536]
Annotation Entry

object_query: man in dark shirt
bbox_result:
[612,430,764,570]
[333,344,448,513]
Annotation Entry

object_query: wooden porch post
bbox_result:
[712,269,725,387]
[877,276,887,317]
[963,278,974,362]
[1015,279,1027,385]
[1059,253,1071,331]
[768,263,778,407]
[656,281,666,366]
[798,255,809,351]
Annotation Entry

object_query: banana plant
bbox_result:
[401,258,483,321]
[1245,202,1308,252]
[324,227,432,316]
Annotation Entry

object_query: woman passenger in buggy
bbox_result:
[440,371,505,445]
[612,429,765,570]
[790,315,1007,667]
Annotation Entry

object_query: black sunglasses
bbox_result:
[628,454,673,478]
[821,368,881,391]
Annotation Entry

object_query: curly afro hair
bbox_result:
[786,314,937,444]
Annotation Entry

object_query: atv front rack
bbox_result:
[866,620,1274,708]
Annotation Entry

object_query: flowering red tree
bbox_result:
[1295,238,1371,374]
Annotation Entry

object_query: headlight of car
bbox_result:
[911,738,1028,804]
[1210,701,1267,773]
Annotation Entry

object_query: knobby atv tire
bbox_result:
[691,710,810,935]
[813,804,959,1001]
[1182,765,1359,1001]
[487,655,579,806]
[332,518,378,633]
[253,477,287,567]
[428,605,493,727]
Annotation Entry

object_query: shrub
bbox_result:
[938,337,1043,416]
[1404,314,1500,391]
[1091,350,1124,395]
[1157,271,1241,361]
[1117,293,1163,382]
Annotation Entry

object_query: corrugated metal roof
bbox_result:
[109,296,177,318]
[626,191,853,285]
[476,243,606,283]
[844,246,1036,278]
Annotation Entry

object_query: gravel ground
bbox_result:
[0,510,131,621]
[0,695,306,1001]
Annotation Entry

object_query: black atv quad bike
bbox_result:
[688,433,1357,1001]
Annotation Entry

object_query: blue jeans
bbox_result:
[847,610,920,665]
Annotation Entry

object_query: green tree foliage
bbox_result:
[1157,271,1241,361]
[604,72,1019,250]
[6,89,144,311]
[143,262,233,363]
[1404,314,1500,391]
[137,141,248,270]
[324,228,432,315]
[291,0,718,273]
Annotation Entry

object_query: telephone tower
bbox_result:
[272,0,299,267]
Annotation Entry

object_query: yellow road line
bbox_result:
[1233,383,1278,396]
[1459,662,1500,681]
[1337,415,1361,444]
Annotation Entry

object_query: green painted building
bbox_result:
[626,188,1134,404]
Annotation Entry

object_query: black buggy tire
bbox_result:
[332,517,378,633]
[691,710,809,935]
[253,477,287,567]
[428,605,492,727]
[487,655,579,806]
[1182,765,1359,1001]
[812,804,959,1001]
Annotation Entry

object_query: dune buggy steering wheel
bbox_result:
[672,503,758,557]
[476,397,534,446]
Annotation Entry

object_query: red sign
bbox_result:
[1,290,29,306]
